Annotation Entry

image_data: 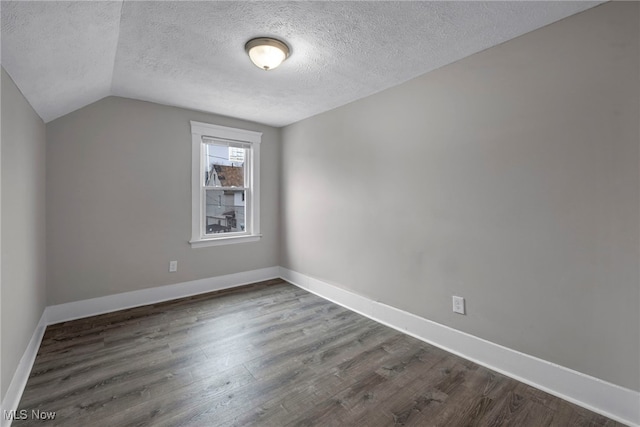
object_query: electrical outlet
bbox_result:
[452,296,465,315]
[169,260,178,272]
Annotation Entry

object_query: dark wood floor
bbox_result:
[15,279,623,426]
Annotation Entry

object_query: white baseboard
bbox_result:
[1,312,47,427]
[45,266,280,324]
[280,267,640,427]
[1,266,280,427]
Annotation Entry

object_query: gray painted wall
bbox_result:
[281,2,639,391]
[46,97,280,305]
[1,68,47,400]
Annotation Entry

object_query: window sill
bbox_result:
[189,234,262,248]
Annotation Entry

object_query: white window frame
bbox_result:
[189,121,262,248]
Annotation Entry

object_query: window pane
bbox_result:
[205,189,246,234]
[204,145,245,187]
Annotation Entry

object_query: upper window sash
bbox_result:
[202,136,252,149]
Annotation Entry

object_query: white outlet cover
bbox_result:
[169,261,178,272]
[452,296,465,315]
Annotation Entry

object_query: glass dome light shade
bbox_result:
[245,38,290,71]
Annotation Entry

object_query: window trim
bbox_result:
[189,121,262,248]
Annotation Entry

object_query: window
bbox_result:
[190,121,261,248]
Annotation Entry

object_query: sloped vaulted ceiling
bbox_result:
[1,1,603,127]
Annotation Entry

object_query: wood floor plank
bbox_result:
[242,338,431,426]
[13,279,626,427]
[73,363,257,427]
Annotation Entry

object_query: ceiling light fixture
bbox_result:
[245,37,290,71]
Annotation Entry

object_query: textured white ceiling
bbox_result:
[2,1,603,127]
